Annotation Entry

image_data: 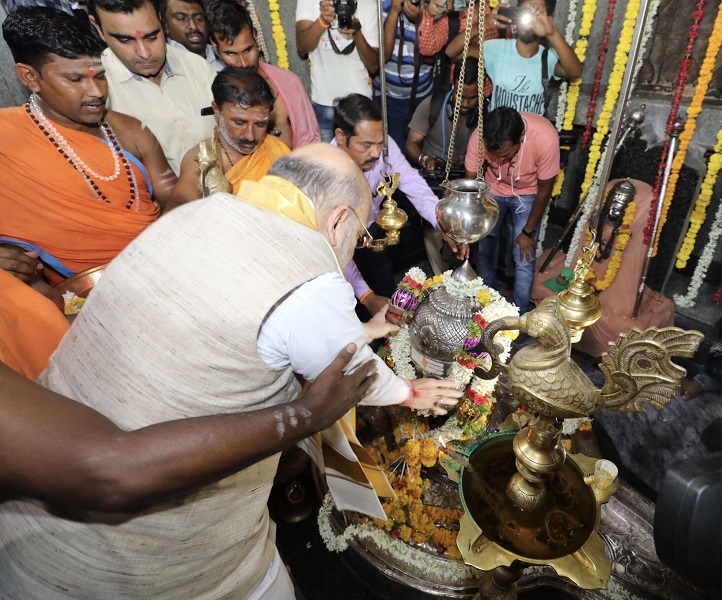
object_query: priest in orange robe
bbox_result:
[170,67,289,207]
[0,7,176,287]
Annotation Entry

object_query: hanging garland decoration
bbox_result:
[267,0,290,70]
[641,12,701,248]
[654,1,722,256]
[244,1,270,64]
[578,0,641,201]
[676,122,722,269]
[549,0,598,199]
[674,187,722,308]
[565,146,609,267]
[538,0,581,255]
[581,0,618,150]
[584,201,637,291]
[565,0,661,268]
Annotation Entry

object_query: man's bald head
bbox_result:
[268,143,370,214]
[268,144,372,267]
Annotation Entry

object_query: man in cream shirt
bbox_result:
[88,0,216,175]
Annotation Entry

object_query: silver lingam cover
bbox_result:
[409,287,479,377]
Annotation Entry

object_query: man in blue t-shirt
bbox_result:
[484,0,581,116]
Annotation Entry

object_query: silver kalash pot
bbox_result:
[409,179,498,376]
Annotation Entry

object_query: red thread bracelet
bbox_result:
[401,378,419,407]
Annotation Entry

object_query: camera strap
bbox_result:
[541,46,551,112]
[328,29,356,55]
[407,11,421,106]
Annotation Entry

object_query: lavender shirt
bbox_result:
[332,137,439,298]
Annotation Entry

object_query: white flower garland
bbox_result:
[553,0,580,129]
[536,203,551,257]
[565,146,607,268]
[539,0,580,256]
[674,192,722,307]
[318,492,479,581]
[321,491,646,599]
[386,272,518,400]
[563,0,661,269]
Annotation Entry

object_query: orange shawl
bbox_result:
[0,271,69,379]
[0,107,159,285]
[226,134,290,192]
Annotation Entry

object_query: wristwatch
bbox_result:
[521,228,535,239]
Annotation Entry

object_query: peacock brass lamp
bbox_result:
[447,296,703,599]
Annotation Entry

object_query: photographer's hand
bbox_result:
[425,0,446,18]
[320,0,336,26]
[344,16,379,74]
[485,5,511,30]
[296,0,336,55]
[422,156,438,173]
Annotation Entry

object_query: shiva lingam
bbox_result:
[445,295,703,599]
[407,181,499,377]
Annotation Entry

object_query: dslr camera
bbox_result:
[334,0,357,30]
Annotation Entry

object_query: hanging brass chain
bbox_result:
[443,0,477,185]
[476,2,486,182]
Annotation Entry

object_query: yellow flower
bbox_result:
[419,437,438,468]
[590,202,636,291]
[476,289,491,306]
[268,2,290,69]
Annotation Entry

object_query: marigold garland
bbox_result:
[267,0,290,70]
[565,0,660,268]
[654,1,722,256]
[549,0,598,200]
[586,201,636,291]
[579,0,641,201]
[676,122,722,269]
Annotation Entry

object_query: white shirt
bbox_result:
[257,271,409,406]
[295,0,379,106]
[102,44,217,175]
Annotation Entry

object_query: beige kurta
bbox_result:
[0,192,339,599]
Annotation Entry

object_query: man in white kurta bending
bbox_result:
[0,144,460,600]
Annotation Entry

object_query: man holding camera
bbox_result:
[484,0,582,116]
[405,56,479,177]
[373,0,433,148]
[296,0,379,141]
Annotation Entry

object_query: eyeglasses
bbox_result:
[349,207,386,251]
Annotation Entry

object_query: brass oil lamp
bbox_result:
[447,296,702,600]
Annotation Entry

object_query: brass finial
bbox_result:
[375,172,406,245]
[558,243,602,343]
